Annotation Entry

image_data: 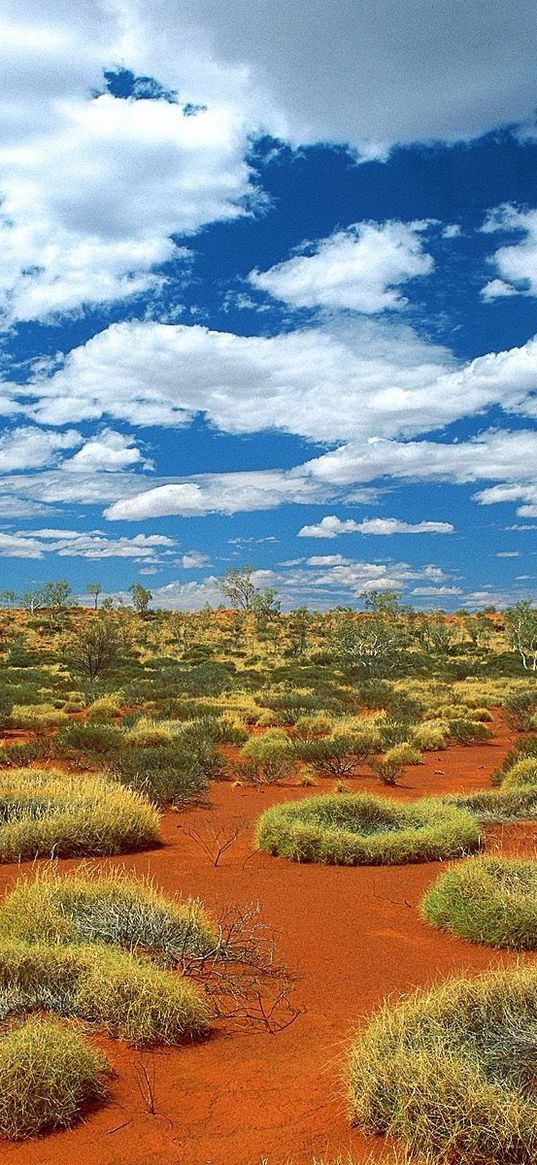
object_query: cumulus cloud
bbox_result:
[0,528,176,560]
[0,427,81,472]
[10,319,537,446]
[481,205,537,299]
[249,221,434,313]
[181,550,211,568]
[298,514,453,536]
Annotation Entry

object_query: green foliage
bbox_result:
[422,857,537,949]
[0,768,159,861]
[503,689,537,731]
[502,757,537,789]
[10,703,69,730]
[349,963,537,1163]
[0,1017,109,1139]
[105,743,211,806]
[256,792,480,865]
[57,719,124,757]
[446,718,492,744]
[240,732,297,784]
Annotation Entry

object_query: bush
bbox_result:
[0,739,49,767]
[378,719,415,749]
[10,704,69,731]
[0,1017,109,1139]
[105,744,210,806]
[86,694,122,722]
[125,716,174,748]
[57,720,124,757]
[492,733,537,785]
[349,963,537,1163]
[384,742,422,766]
[504,689,537,731]
[369,744,421,786]
[296,732,371,777]
[0,768,159,861]
[0,870,217,965]
[443,786,537,823]
[422,857,537,949]
[411,721,448,750]
[502,757,537,789]
[256,792,480,866]
[447,718,492,745]
[0,940,208,1046]
[240,733,297,784]
[293,712,335,740]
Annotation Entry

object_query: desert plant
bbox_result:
[0,768,159,861]
[256,793,480,866]
[422,857,537,949]
[411,721,448,750]
[349,963,537,1163]
[502,757,537,789]
[86,694,122,722]
[0,1017,109,1139]
[10,703,69,731]
[504,688,537,731]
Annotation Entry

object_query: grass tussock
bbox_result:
[0,768,159,861]
[422,857,537,949]
[0,1016,109,1139]
[0,939,209,1045]
[349,963,537,1163]
[442,786,537,823]
[0,868,217,964]
[256,792,481,865]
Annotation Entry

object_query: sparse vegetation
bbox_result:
[422,857,537,949]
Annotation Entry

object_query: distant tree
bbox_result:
[506,600,537,672]
[41,580,72,613]
[65,615,119,682]
[219,566,257,610]
[288,607,310,658]
[20,587,44,615]
[0,589,15,608]
[86,582,102,610]
[128,582,152,615]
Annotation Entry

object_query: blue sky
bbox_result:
[1,1,537,610]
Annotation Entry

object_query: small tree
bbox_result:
[219,566,257,610]
[41,580,72,614]
[128,582,152,615]
[0,590,15,608]
[65,615,119,682]
[506,600,537,672]
[20,588,44,615]
[86,582,102,610]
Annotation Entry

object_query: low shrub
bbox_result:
[0,870,217,965]
[411,721,448,750]
[0,768,159,861]
[378,720,415,749]
[240,733,297,784]
[492,733,537,785]
[443,786,537,823]
[384,743,422,767]
[256,792,480,866]
[106,744,210,806]
[86,694,122,723]
[504,689,537,731]
[293,713,335,740]
[349,963,537,1163]
[422,857,537,949]
[0,1017,109,1139]
[0,739,49,767]
[125,716,174,748]
[296,733,370,777]
[10,704,69,731]
[502,757,537,790]
[446,718,492,745]
[0,940,208,1045]
[57,720,124,757]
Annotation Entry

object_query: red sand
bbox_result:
[3,713,537,1165]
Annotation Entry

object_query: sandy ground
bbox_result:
[2,713,536,1165]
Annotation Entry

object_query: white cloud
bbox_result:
[249,221,433,313]
[481,205,537,299]
[181,550,211,568]
[0,528,176,560]
[103,469,329,520]
[62,429,150,473]
[0,426,81,472]
[298,514,453,536]
[496,550,520,557]
[10,319,537,446]
[411,586,462,596]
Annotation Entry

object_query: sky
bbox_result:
[0,1,537,611]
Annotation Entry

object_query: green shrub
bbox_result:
[0,768,159,861]
[411,721,448,750]
[125,716,174,747]
[384,743,422,766]
[86,694,122,722]
[240,733,297,784]
[502,757,537,789]
[349,963,537,1163]
[106,743,211,806]
[0,870,217,965]
[0,940,208,1045]
[10,704,69,731]
[256,793,480,866]
[447,718,492,745]
[492,734,537,785]
[0,739,49,767]
[293,713,335,740]
[443,786,537,823]
[0,1017,109,1139]
[422,857,537,949]
[504,689,537,731]
[296,732,371,777]
[57,720,124,757]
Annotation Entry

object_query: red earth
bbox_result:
[2,712,536,1165]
